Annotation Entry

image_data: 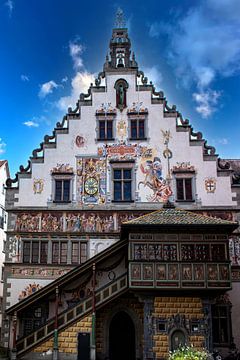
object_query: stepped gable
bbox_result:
[5,13,223,189]
[123,207,238,227]
[226,159,240,184]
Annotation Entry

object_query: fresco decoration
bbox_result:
[138,148,173,202]
[117,119,127,139]
[15,213,41,232]
[97,143,147,160]
[205,177,216,193]
[18,283,42,301]
[33,179,44,194]
[172,162,195,172]
[199,211,234,221]
[41,213,63,232]
[75,135,86,148]
[96,102,116,115]
[130,262,230,288]
[12,267,71,278]
[65,213,114,232]
[8,236,21,262]
[14,211,144,233]
[127,102,148,114]
[76,157,107,205]
[161,129,172,179]
[51,163,73,174]
[229,237,240,265]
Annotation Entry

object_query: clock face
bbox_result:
[84,177,98,195]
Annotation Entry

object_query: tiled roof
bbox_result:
[123,208,237,226]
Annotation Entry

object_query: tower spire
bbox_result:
[115,8,126,28]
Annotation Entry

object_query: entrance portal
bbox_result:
[109,311,136,360]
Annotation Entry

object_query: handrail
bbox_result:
[16,272,128,357]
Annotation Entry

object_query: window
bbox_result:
[40,242,48,263]
[23,241,30,263]
[212,304,232,346]
[55,179,70,202]
[23,241,48,264]
[113,168,132,202]
[98,120,113,140]
[71,242,87,264]
[52,241,68,264]
[176,178,193,201]
[130,119,145,139]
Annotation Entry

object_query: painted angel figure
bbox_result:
[161,129,171,146]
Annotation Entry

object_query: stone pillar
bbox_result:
[143,297,155,360]
[11,312,17,360]
[202,298,212,352]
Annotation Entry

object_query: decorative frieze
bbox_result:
[13,211,145,233]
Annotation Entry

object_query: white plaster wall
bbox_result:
[90,238,118,258]
[16,72,235,208]
[6,278,52,308]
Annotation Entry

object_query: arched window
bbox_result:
[114,79,128,111]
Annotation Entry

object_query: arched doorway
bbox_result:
[109,311,136,360]
[170,329,187,351]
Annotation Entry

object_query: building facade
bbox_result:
[3,11,240,359]
[0,160,9,341]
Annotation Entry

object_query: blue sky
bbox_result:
[1,0,240,177]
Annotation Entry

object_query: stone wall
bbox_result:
[153,297,205,359]
[33,316,92,355]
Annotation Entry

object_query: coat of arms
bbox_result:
[205,178,216,193]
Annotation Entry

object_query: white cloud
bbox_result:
[0,139,6,154]
[5,0,13,17]
[218,138,228,145]
[142,66,163,88]
[39,80,59,98]
[21,74,29,82]
[23,121,39,128]
[69,41,84,70]
[149,0,240,117]
[57,72,95,111]
[57,39,95,111]
[193,90,221,118]
[61,76,68,83]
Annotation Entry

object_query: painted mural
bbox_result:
[139,148,172,202]
[97,143,147,160]
[12,267,71,278]
[13,212,146,233]
[76,157,107,205]
[205,177,216,193]
[33,179,44,194]
[51,163,73,174]
[18,283,42,301]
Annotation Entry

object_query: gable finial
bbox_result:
[115,8,126,28]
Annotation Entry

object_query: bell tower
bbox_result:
[105,8,138,70]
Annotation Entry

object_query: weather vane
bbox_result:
[115,8,126,28]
